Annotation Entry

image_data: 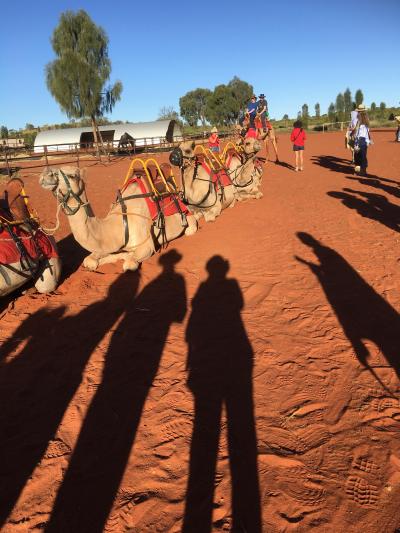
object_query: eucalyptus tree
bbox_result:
[46,10,122,153]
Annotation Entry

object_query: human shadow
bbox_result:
[0,271,140,527]
[345,175,400,199]
[328,188,400,232]
[45,249,187,532]
[275,160,295,170]
[183,256,261,533]
[312,155,354,174]
[295,233,400,386]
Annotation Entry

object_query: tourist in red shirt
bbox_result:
[208,127,220,153]
[290,120,306,171]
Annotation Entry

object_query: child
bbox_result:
[208,127,220,153]
[290,120,306,171]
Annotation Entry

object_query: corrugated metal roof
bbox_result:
[34,120,182,153]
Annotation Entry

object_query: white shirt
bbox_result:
[355,124,371,144]
[350,110,358,128]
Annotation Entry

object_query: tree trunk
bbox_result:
[91,115,106,158]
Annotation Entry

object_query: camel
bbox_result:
[0,178,61,297]
[169,141,236,223]
[259,124,279,163]
[39,166,197,272]
[224,137,264,200]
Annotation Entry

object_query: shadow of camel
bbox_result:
[183,255,261,533]
[345,175,400,199]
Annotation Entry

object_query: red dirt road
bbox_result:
[1,132,400,532]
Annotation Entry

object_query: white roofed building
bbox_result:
[34,120,182,153]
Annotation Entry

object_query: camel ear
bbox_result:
[191,141,195,150]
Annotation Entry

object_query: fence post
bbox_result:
[44,145,49,167]
[76,143,80,168]
[5,149,11,177]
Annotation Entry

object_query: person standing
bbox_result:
[395,115,400,142]
[353,105,372,176]
[208,127,220,153]
[290,120,306,171]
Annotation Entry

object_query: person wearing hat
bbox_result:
[352,106,373,176]
[208,127,220,153]
[256,94,269,132]
[246,95,258,129]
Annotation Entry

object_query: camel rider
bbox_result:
[257,94,269,132]
[395,115,400,142]
[246,95,258,129]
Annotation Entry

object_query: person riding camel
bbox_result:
[246,95,258,129]
[208,127,220,153]
[256,94,268,133]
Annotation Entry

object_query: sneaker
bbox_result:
[300,167,303,171]
[295,167,298,172]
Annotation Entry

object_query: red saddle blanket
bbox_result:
[122,177,189,220]
[200,161,232,190]
[0,225,58,265]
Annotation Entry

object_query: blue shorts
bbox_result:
[293,145,304,151]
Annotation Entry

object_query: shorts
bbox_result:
[293,145,304,151]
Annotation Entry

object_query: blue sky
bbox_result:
[1,0,399,130]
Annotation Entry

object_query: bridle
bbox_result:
[179,156,219,209]
[50,170,91,216]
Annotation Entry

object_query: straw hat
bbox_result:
[211,127,218,133]
[356,104,367,112]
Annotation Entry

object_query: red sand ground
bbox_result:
[1,131,400,532]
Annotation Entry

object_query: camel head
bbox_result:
[40,166,84,195]
[242,137,261,155]
[169,141,196,168]
[40,167,87,215]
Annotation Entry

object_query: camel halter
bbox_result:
[180,158,219,209]
[55,170,92,216]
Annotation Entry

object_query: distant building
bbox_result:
[1,138,25,148]
[34,120,182,153]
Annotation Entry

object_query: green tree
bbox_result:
[355,89,364,106]
[328,103,335,122]
[343,88,352,117]
[46,10,122,153]
[301,104,309,127]
[157,106,180,121]
[379,101,387,117]
[282,114,289,120]
[25,123,35,130]
[228,76,253,112]
[205,84,238,126]
[335,93,345,121]
[370,102,377,119]
[179,88,212,126]
[314,103,320,118]
[1,126,8,138]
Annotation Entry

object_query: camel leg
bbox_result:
[34,257,62,293]
[184,217,198,236]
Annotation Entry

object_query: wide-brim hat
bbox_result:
[258,94,265,98]
[356,104,367,112]
[211,127,218,133]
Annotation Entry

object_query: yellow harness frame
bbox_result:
[122,158,177,195]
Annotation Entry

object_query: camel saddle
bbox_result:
[0,177,32,225]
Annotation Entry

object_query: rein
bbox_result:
[180,159,218,209]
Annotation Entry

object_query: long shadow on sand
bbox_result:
[328,188,400,232]
[295,233,400,386]
[183,256,261,533]
[312,155,354,174]
[0,271,141,527]
[45,249,187,533]
[345,175,400,199]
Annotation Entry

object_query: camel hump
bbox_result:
[2,177,31,222]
